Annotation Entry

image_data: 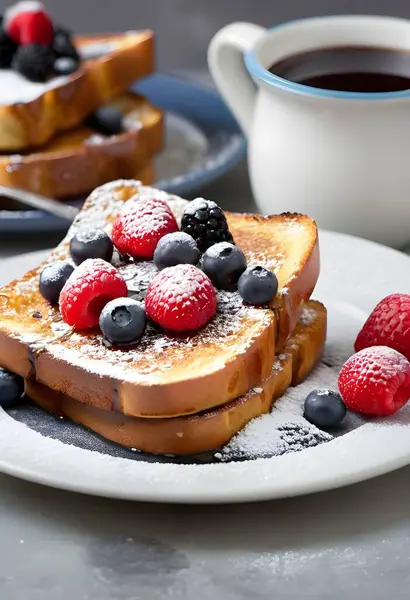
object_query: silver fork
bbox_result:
[0,186,80,222]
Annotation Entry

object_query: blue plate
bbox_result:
[0,73,245,233]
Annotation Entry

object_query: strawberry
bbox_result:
[59,259,127,329]
[338,346,410,416]
[145,264,217,331]
[355,294,410,361]
[112,198,178,260]
[5,2,54,46]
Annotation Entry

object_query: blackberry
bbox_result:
[181,198,234,252]
[12,44,55,82]
[0,24,17,68]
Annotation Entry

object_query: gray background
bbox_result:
[3,3,410,598]
[1,0,410,70]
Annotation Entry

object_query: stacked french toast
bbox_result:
[0,2,161,198]
[0,179,325,455]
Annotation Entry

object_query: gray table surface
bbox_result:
[2,164,410,600]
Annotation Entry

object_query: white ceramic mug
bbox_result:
[208,15,410,248]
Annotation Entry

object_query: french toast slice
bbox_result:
[24,301,326,455]
[0,93,163,198]
[0,181,319,418]
[0,32,154,152]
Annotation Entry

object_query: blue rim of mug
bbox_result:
[244,15,410,100]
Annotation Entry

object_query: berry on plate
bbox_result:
[237,266,278,305]
[99,297,147,345]
[202,242,247,291]
[355,293,410,361]
[112,198,178,260]
[303,389,346,428]
[153,232,200,271]
[0,368,24,408]
[70,228,114,265]
[338,346,410,416]
[12,43,54,81]
[5,1,54,46]
[59,259,127,329]
[39,260,74,304]
[181,198,234,252]
[145,264,217,331]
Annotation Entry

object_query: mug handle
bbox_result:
[208,22,267,137]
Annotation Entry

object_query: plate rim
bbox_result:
[1,231,410,504]
[0,72,246,234]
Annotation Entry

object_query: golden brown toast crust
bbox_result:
[0,181,319,419]
[25,301,326,455]
[0,93,163,198]
[0,32,154,152]
[228,211,320,346]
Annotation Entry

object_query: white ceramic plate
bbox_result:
[1,232,410,504]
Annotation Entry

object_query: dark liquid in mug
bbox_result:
[269,46,410,93]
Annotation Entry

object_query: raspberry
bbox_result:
[59,259,127,329]
[5,2,54,46]
[145,264,217,331]
[112,198,178,260]
[338,346,410,416]
[355,294,410,361]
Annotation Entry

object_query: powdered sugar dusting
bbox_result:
[48,288,271,381]
[1,182,295,386]
[247,250,285,273]
[299,305,319,326]
[217,363,339,461]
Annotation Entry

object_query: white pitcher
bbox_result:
[208,15,410,248]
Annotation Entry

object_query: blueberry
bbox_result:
[39,261,74,304]
[70,229,113,265]
[237,266,278,305]
[202,242,247,290]
[0,368,24,408]
[53,26,79,60]
[54,56,79,75]
[99,298,147,345]
[303,389,347,429]
[153,232,200,271]
[87,106,124,136]
[0,26,17,68]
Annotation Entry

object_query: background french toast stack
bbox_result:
[0,179,323,455]
[0,2,162,198]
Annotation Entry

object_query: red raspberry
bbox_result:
[5,2,54,45]
[355,294,410,361]
[59,259,127,329]
[145,264,217,331]
[112,198,178,260]
[338,346,410,416]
